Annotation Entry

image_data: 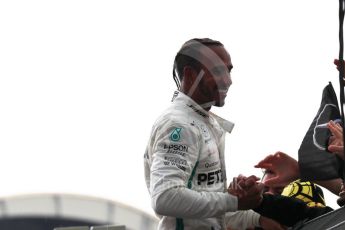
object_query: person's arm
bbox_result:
[153,176,263,218]
[225,210,260,230]
[150,122,238,218]
[150,121,263,218]
[153,187,237,218]
[225,210,286,230]
[254,194,333,227]
[259,216,287,230]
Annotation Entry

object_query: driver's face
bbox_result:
[187,45,232,109]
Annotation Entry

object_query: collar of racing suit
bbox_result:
[172,90,235,133]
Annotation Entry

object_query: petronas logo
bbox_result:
[170,128,182,142]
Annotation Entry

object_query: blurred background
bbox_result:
[0,0,342,229]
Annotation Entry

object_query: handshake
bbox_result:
[228,175,265,210]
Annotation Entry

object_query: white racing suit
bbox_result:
[144,91,260,230]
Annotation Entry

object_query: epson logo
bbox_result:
[163,144,189,152]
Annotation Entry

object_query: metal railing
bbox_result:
[54,225,126,230]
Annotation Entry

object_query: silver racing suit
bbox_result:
[144,91,260,229]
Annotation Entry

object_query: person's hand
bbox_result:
[328,120,344,160]
[334,59,341,71]
[228,175,260,198]
[228,175,264,210]
[334,59,345,71]
[334,59,345,83]
[259,216,287,230]
[254,152,300,188]
[228,174,255,197]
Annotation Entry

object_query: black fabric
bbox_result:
[253,194,333,227]
[298,82,344,181]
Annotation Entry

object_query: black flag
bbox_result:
[298,82,344,181]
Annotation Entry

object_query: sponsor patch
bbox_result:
[205,161,219,168]
[164,156,187,166]
[197,169,223,185]
[170,128,182,142]
[163,144,189,156]
[163,156,187,171]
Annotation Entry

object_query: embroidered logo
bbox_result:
[170,128,182,142]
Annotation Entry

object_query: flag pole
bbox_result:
[337,0,345,207]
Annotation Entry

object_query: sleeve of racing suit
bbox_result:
[225,210,260,230]
[150,122,238,218]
